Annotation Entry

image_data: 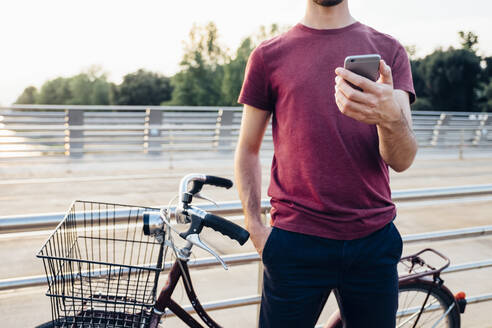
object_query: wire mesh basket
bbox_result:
[37,200,164,328]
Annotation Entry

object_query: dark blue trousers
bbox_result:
[259,221,403,328]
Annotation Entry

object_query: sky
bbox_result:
[1,0,491,106]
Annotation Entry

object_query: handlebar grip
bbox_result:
[203,213,249,245]
[204,176,233,189]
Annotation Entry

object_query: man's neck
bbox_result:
[301,0,356,30]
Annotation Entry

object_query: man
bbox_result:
[234,0,417,327]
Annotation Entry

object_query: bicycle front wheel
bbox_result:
[397,282,460,328]
[34,321,55,328]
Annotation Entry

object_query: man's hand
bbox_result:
[334,60,403,128]
[248,222,272,256]
[334,60,417,172]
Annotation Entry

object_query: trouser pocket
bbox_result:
[261,227,277,264]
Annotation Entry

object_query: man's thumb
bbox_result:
[379,60,393,86]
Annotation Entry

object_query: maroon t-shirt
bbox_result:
[238,21,415,240]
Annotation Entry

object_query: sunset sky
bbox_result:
[1,0,491,105]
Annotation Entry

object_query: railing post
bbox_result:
[431,113,449,146]
[216,109,235,152]
[144,108,163,156]
[473,114,489,146]
[459,128,465,160]
[65,109,84,158]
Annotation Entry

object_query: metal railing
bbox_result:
[1,184,492,233]
[0,185,491,325]
[1,228,491,292]
[0,105,490,159]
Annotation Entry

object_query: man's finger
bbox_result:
[335,89,371,119]
[336,77,378,107]
[335,67,378,93]
[378,60,393,86]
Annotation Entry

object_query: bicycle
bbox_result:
[323,248,467,328]
[36,173,466,328]
[36,174,249,328]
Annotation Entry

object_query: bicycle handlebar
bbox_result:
[178,174,232,199]
[144,174,250,249]
[203,213,249,245]
[203,175,233,189]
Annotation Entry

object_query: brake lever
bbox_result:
[194,193,219,207]
[186,233,228,270]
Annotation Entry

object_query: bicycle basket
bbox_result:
[37,201,164,328]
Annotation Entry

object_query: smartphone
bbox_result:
[343,54,381,91]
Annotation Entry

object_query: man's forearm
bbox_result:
[234,148,264,230]
[377,109,418,172]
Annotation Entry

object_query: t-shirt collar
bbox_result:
[295,21,361,35]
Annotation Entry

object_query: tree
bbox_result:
[419,48,482,111]
[68,66,111,105]
[458,31,479,52]
[404,45,418,61]
[410,31,485,112]
[482,80,492,112]
[113,69,172,105]
[220,23,289,106]
[15,86,38,104]
[411,97,433,111]
[68,74,94,105]
[35,66,112,105]
[170,22,227,106]
[476,57,492,112]
[37,77,72,104]
[410,59,427,100]
[221,37,255,106]
[481,56,492,82]
[169,22,289,106]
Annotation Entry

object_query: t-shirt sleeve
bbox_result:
[237,45,274,111]
[391,44,416,104]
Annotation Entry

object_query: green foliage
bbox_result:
[33,67,112,105]
[221,37,255,106]
[476,57,492,112]
[170,22,288,106]
[420,48,481,110]
[482,80,492,112]
[37,77,72,104]
[404,45,417,61]
[16,25,488,112]
[14,22,289,107]
[411,31,486,112]
[113,69,172,105]
[220,24,289,106]
[482,57,492,82]
[169,22,227,106]
[458,31,479,52]
[15,86,38,104]
[410,60,427,100]
[411,97,433,111]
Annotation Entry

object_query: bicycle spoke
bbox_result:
[397,298,440,327]
[397,287,454,328]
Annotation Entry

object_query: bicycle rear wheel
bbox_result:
[397,282,460,328]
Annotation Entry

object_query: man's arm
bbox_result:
[334,60,418,172]
[234,104,272,255]
[376,90,417,172]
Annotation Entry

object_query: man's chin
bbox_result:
[313,0,344,7]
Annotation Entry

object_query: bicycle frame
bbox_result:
[146,242,458,328]
[149,259,221,328]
